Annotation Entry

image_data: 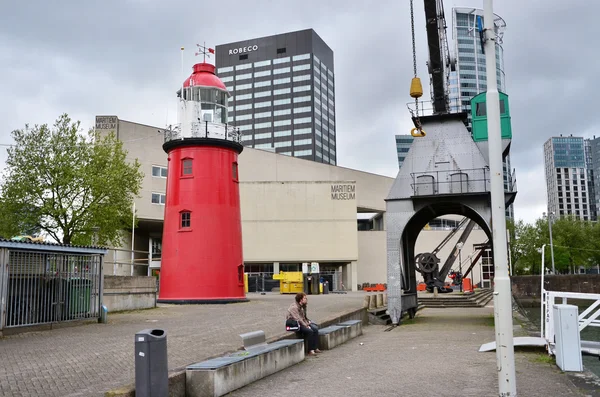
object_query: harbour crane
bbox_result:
[409,0,484,293]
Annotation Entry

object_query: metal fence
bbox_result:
[0,243,105,330]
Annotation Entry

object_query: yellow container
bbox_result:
[287,282,303,293]
[273,271,304,294]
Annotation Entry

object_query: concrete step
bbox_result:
[367,306,392,325]
[368,311,392,325]
[318,320,363,350]
[419,289,493,309]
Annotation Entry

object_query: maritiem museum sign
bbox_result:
[229,45,258,55]
[330,184,356,200]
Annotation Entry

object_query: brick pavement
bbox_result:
[229,307,597,397]
[0,292,365,397]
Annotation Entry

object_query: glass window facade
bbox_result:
[544,136,596,221]
[395,135,414,169]
[215,29,336,164]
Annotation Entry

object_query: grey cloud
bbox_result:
[0,0,598,225]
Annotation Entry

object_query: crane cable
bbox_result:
[409,0,426,137]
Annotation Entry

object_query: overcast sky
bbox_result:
[0,0,597,225]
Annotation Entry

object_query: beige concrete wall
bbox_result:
[357,231,387,285]
[237,148,394,212]
[241,181,358,263]
[102,276,156,312]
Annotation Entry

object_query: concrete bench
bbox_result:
[318,319,363,350]
[186,331,304,397]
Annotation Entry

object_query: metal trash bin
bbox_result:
[135,329,168,397]
[323,282,329,294]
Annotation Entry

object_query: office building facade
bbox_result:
[544,136,593,221]
[395,135,414,168]
[215,29,336,165]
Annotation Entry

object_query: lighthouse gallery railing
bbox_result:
[163,122,242,144]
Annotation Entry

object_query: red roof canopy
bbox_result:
[182,63,227,91]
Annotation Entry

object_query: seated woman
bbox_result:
[286,292,322,356]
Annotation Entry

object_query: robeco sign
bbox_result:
[229,45,258,55]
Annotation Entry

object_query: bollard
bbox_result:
[383,293,388,306]
[135,329,168,397]
[368,295,376,309]
[99,305,108,324]
[376,294,383,308]
[363,295,370,308]
[434,287,439,298]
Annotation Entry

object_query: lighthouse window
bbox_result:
[182,159,193,175]
[181,212,191,228]
[232,162,239,181]
[238,264,244,285]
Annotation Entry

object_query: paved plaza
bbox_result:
[2,292,599,396]
[230,307,599,397]
[0,292,365,397]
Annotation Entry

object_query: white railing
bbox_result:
[164,122,242,143]
[542,290,600,354]
[539,244,600,354]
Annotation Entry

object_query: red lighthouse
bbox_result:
[157,60,247,303]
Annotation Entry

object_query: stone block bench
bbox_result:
[317,319,363,350]
[186,330,304,397]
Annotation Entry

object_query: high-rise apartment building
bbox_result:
[585,138,597,219]
[544,136,593,221]
[450,7,513,219]
[450,7,506,126]
[215,29,336,165]
[395,135,414,168]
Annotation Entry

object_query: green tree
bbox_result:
[0,114,143,246]
[550,215,593,273]
[510,219,544,275]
